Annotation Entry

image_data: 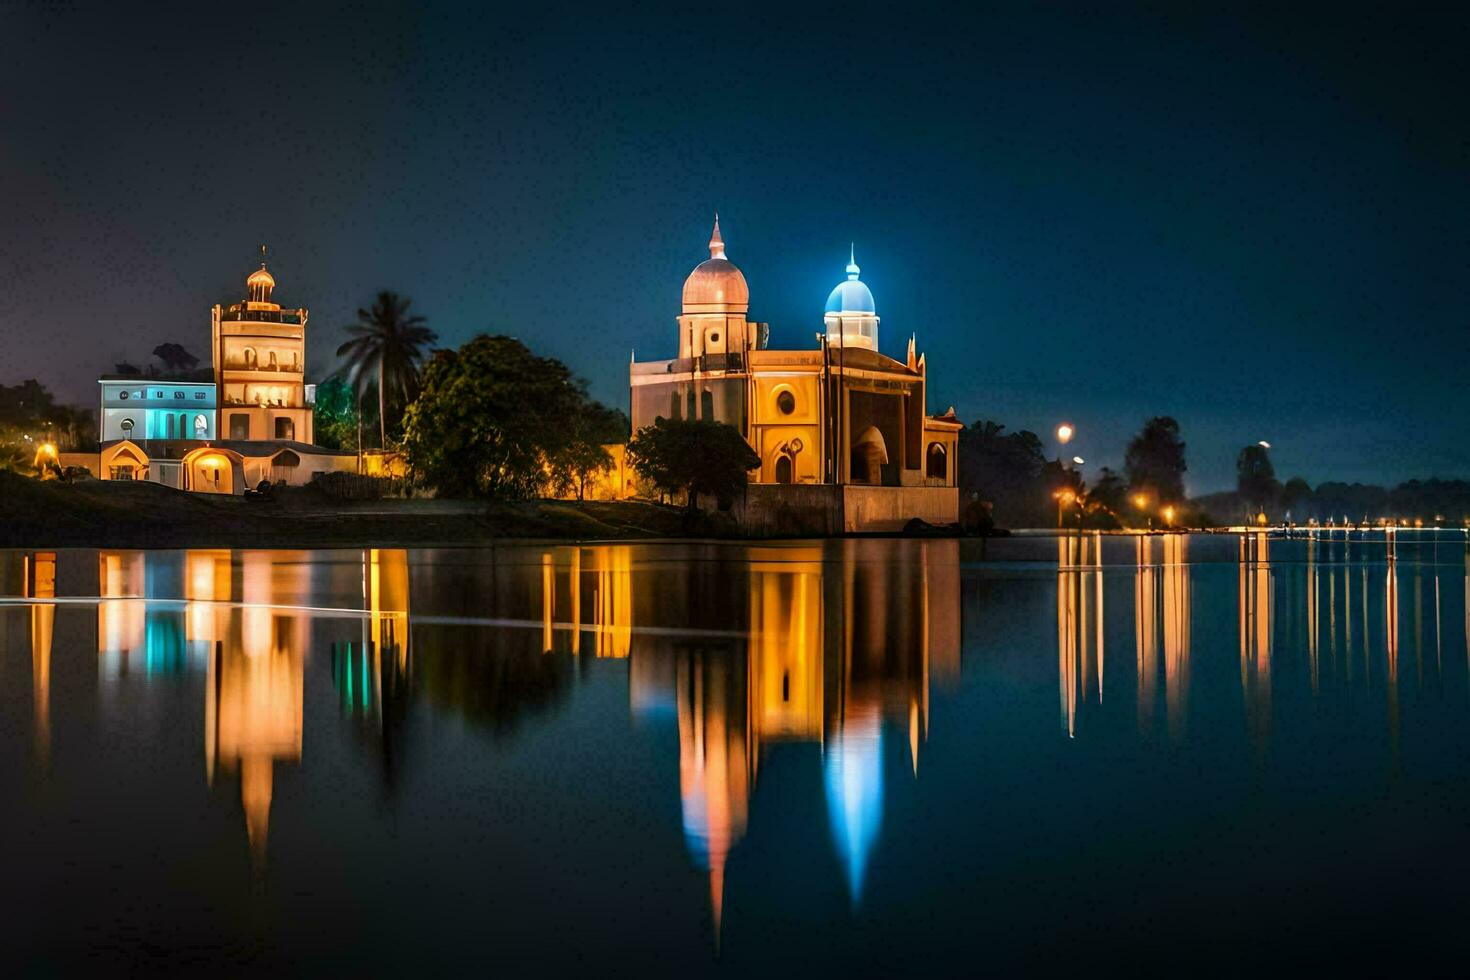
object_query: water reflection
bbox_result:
[629,540,960,930]
[5,532,1470,968]
[1057,533,1103,737]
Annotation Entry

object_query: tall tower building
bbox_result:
[212,249,313,443]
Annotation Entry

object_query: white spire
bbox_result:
[709,213,726,259]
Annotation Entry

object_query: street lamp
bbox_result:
[1162,504,1176,527]
[1054,489,1077,529]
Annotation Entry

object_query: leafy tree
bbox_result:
[400,335,588,499]
[1236,444,1279,515]
[549,400,629,500]
[0,380,96,463]
[626,416,759,513]
[311,376,373,451]
[1124,416,1187,504]
[1280,476,1312,520]
[152,342,200,372]
[956,420,1049,527]
[1087,466,1129,520]
[337,291,437,448]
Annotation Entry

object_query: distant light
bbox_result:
[1072,456,1085,465]
[1132,494,1148,510]
[1258,441,1271,449]
[1162,505,1176,525]
[1056,424,1074,445]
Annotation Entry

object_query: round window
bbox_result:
[776,390,796,415]
[120,418,134,432]
[710,332,720,344]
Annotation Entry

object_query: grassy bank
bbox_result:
[0,472,717,548]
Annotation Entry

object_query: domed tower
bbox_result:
[678,216,759,361]
[212,246,313,443]
[823,246,879,352]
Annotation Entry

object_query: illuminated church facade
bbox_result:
[630,218,960,531]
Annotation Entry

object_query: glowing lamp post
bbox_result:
[1162,505,1176,528]
[1133,493,1151,530]
[1054,489,1077,530]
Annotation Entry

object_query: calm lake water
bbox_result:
[3,533,1469,974]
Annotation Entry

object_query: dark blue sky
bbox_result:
[3,2,1465,492]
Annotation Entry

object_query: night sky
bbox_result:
[3,2,1466,492]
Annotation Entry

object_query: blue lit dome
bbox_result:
[824,247,875,314]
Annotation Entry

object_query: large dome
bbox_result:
[682,216,749,312]
[825,248,874,314]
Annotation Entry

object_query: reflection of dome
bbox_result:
[824,246,875,314]
[682,215,749,312]
[824,706,883,906]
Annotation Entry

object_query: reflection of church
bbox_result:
[620,540,962,936]
[630,219,961,531]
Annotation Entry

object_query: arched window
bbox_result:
[775,454,794,484]
[193,414,209,436]
[267,351,278,370]
[119,418,134,434]
[243,347,257,368]
[166,414,176,438]
[700,389,714,420]
[927,442,947,479]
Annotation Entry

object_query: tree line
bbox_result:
[328,290,755,506]
[959,415,1470,529]
[958,416,1195,529]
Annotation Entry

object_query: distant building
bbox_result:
[628,218,960,531]
[72,253,355,492]
[98,378,216,442]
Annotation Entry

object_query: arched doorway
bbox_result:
[109,447,143,481]
[926,443,947,480]
[775,453,794,484]
[850,427,888,485]
[185,450,239,495]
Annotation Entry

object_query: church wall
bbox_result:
[841,486,959,532]
[754,424,822,483]
[631,376,746,433]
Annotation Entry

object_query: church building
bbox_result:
[629,218,960,531]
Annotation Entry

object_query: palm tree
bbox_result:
[336,292,437,448]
